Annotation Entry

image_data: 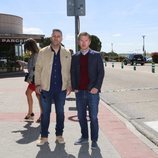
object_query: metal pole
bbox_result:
[142,35,146,57]
[112,62,114,68]
[75,15,79,52]
[111,43,113,52]
[133,62,136,71]
[74,0,79,52]
[152,62,155,73]
[121,61,124,69]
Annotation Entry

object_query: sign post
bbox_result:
[67,0,86,52]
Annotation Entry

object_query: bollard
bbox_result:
[104,61,107,67]
[112,62,114,68]
[121,62,124,69]
[152,62,155,73]
[133,62,136,71]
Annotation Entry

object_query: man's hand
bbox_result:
[66,87,72,96]
[90,88,98,94]
[36,85,42,94]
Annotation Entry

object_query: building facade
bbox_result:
[0,13,44,72]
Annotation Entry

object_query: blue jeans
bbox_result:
[75,90,100,142]
[40,90,66,137]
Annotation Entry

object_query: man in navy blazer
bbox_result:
[71,32,104,149]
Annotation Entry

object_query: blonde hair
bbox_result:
[78,32,91,40]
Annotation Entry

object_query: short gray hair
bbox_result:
[52,29,63,36]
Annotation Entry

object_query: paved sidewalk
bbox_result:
[0,77,158,158]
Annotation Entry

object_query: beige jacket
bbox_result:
[35,45,71,91]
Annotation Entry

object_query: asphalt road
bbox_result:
[100,62,158,145]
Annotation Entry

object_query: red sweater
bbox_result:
[79,53,89,90]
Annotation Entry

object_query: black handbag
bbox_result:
[24,73,34,84]
[24,73,29,82]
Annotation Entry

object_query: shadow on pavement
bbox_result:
[78,144,103,158]
[12,122,40,144]
[78,144,91,158]
[36,143,75,158]
[91,147,103,158]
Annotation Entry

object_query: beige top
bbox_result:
[35,45,71,91]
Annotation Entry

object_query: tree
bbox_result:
[39,37,51,48]
[107,51,118,61]
[151,52,158,63]
[90,35,102,51]
[100,51,108,61]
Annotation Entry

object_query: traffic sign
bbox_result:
[67,0,85,16]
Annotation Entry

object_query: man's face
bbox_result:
[51,31,62,46]
[78,35,91,51]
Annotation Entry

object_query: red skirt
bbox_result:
[28,83,36,91]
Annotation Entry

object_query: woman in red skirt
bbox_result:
[17,38,42,122]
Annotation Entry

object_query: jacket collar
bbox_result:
[76,49,97,55]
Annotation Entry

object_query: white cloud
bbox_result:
[23,27,44,34]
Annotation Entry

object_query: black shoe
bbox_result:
[91,141,98,149]
[36,117,41,123]
[74,138,88,145]
[24,113,34,120]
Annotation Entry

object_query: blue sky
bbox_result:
[1,0,158,54]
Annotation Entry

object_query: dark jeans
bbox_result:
[40,90,66,137]
[75,90,100,142]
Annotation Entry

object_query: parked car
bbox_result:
[146,57,152,63]
[123,54,145,65]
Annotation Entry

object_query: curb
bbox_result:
[100,97,158,150]
[131,120,158,146]
[0,71,25,78]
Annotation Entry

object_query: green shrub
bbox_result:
[151,52,158,63]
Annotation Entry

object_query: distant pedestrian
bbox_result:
[71,32,104,149]
[35,29,71,145]
[17,38,42,123]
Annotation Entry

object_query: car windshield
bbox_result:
[128,54,134,59]
[128,54,143,59]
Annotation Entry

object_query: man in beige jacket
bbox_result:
[35,29,71,145]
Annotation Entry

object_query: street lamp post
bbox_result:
[111,43,114,53]
[142,35,146,57]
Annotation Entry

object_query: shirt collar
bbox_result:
[80,49,90,55]
[50,45,61,54]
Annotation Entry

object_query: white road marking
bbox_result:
[145,121,158,133]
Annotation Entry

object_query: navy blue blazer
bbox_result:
[71,49,104,92]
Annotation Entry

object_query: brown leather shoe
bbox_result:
[56,136,65,144]
[36,137,48,146]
